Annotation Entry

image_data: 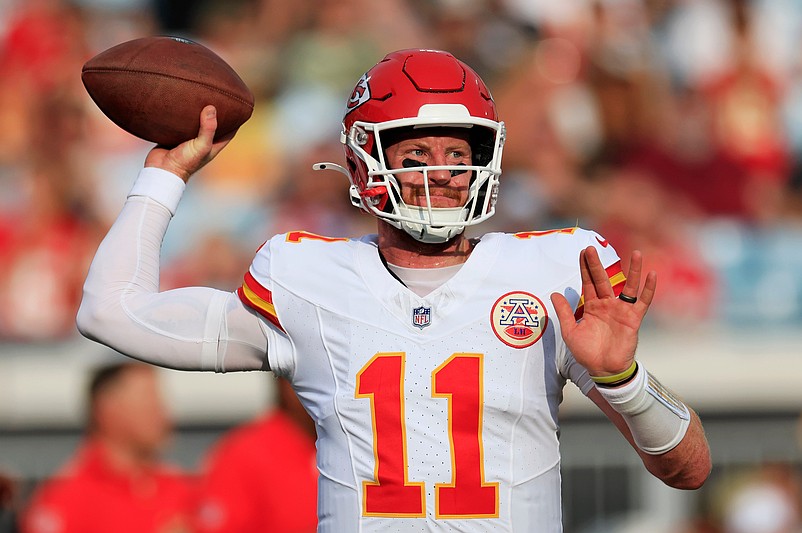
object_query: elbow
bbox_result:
[76,297,101,341]
[650,449,713,491]
[76,291,122,346]
[683,452,713,490]
[665,462,711,491]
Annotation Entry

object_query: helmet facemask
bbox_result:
[345,107,505,244]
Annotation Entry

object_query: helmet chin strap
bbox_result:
[395,202,469,243]
[399,219,464,243]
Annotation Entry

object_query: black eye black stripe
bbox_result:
[402,158,426,168]
[401,159,467,177]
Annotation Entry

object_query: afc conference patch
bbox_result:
[412,306,431,329]
[490,291,547,349]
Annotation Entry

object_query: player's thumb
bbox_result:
[178,105,217,173]
[549,292,576,334]
[197,105,218,144]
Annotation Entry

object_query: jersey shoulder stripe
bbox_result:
[238,271,284,332]
[240,232,370,330]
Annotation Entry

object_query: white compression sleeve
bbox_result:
[595,362,691,455]
[77,168,268,372]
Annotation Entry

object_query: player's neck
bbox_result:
[377,221,473,268]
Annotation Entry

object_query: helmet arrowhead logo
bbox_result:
[346,74,371,113]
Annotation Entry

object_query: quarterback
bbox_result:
[77,50,711,532]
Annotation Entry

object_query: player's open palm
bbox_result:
[550,246,657,378]
[145,105,233,183]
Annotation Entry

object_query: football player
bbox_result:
[77,49,711,532]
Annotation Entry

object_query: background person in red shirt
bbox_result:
[19,362,195,533]
[193,377,318,533]
[0,470,17,532]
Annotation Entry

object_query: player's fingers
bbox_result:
[636,270,658,310]
[585,246,615,298]
[550,292,577,335]
[208,127,237,159]
[619,250,643,301]
[579,249,598,302]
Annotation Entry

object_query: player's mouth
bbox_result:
[406,187,465,208]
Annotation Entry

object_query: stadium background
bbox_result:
[1,0,801,531]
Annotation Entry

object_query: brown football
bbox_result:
[81,36,254,147]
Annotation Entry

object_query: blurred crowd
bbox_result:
[2,361,317,533]
[3,0,802,340]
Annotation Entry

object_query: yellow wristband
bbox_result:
[590,360,638,385]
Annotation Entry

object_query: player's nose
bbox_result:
[427,167,452,185]
[428,153,461,185]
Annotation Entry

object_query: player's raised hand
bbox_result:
[144,105,235,183]
[550,246,657,378]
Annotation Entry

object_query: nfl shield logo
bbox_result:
[412,306,431,329]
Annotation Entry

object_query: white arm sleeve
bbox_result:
[76,168,269,372]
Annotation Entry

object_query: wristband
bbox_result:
[128,167,187,216]
[590,360,638,387]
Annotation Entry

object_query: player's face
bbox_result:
[384,129,473,209]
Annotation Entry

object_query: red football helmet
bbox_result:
[316,49,506,243]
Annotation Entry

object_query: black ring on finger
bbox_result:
[618,293,638,304]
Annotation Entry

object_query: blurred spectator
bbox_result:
[270,0,394,158]
[640,0,793,222]
[587,167,718,327]
[618,86,754,219]
[161,232,254,292]
[714,464,802,533]
[19,362,194,533]
[424,0,534,86]
[0,0,89,97]
[193,377,317,533]
[697,0,791,222]
[0,2,102,341]
[0,470,17,533]
[0,96,102,340]
[491,42,588,222]
[268,141,373,238]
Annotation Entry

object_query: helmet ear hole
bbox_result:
[470,127,495,167]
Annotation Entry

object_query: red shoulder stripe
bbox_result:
[238,272,284,332]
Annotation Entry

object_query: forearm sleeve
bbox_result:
[595,362,691,454]
[77,168,268,372]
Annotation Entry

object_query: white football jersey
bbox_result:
[238,228,624,533]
